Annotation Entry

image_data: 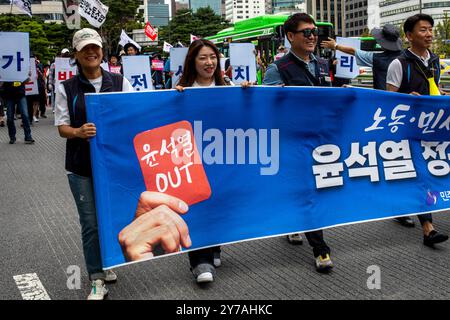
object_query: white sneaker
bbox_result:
[33,116,39,122]
[213,251,221,268]
[192,263,215,284]
[87,280,108,300]
[104,269,117,283]
[196,272,214,283]
[287,233,303,245]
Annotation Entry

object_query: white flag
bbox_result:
[119,30,142,51]
[163,41,173,53]
[78,0,109,28]
[11,0,32,17]
[190,34,200,43]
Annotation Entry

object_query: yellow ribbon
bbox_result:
[428,77,441,96]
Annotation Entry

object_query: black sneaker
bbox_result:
[394,216,415,227]
[424,230,449,247]
[24,138,35,144]
[0,120,4,127]
[40,115,47,119]
[9,137,16,144]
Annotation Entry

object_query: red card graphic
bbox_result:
[134,121,211,205]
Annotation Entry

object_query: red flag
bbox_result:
[145,22,157,41]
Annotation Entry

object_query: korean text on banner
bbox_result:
[335,37,361,79]
[122,56,154,91]
[78,0,109,28]
[170,47,189,87]
[25,58,38,96]
[85,87,450,269]
[0,32,30,82]
[229,43,257,84]
[54,57,77,89]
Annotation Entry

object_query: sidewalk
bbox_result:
[0,112,449,300]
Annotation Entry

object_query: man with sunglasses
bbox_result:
[263,13,334,273]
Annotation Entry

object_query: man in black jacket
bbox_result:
[386,13,448,248]
[263,13,334,273]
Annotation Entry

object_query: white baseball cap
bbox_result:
[72,28,103,51]
[61,48,70,54]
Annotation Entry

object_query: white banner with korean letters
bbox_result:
[170,47,189,87]
[229,43,257,84]
[78,0,109,28]
[122,56,154,91]
[25,58,38,96]
[335,37,361,79]
[55,57,77,89]
[0,32,30,82]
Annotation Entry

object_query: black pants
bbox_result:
[188,246,221,268]
[418,213,432,225]
[305,230,330,258]
[38,91,46,116]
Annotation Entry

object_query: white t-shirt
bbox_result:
[192,80,216,87]
[54,76,133,126]
[386,49,433,89]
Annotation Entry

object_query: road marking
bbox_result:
[13,273,51,300]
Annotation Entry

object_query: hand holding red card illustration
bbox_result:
[118,121,212,262]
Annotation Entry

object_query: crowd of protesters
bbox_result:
[1,11,448,300]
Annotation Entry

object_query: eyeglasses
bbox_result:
[292,28,319,38]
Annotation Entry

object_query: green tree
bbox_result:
[434,13,450,58]
[96,0,143,54]
[158,7,230,48]
[0,14,58,63]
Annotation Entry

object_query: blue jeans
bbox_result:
[5,96,32,140]
[67,173,105,281]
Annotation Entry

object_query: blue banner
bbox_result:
[86,86,450,269]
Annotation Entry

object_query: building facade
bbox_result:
[190,0,221,15]
[345,0,368,37]
[225,0,266,23]
[379,0,450,29]
[272,0,306,15]
[307,0,345,36]
[146,0,170,26]
[0,0,63,22]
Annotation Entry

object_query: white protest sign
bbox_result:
[170,47,189,87]
[78,0,109,28]
[55,57,77,88]
[25,58,38,96]
[100,61,109,71]
[0,32,30,82]
[122,56,153,91]
[229,43,257,84]
[335,37,361,79]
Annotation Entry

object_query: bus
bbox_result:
[358,37,382,51]
[205,14,334,65]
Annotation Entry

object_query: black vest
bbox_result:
[372,50,402,90]
[397,49,440,96]
[274,52,331,87]
[63,69,123,177]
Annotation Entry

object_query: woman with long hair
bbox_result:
[176,39,249,284]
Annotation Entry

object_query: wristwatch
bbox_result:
[334,43,339,50]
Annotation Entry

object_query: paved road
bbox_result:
[1,111,449,300]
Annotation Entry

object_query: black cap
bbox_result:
[371,24,403,51]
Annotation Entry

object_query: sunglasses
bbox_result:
[292,28,319,37]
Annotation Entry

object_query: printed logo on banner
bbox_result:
[426,190,439,205]
[133,121,212,206]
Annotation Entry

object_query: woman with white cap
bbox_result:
[55,28,133,300]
